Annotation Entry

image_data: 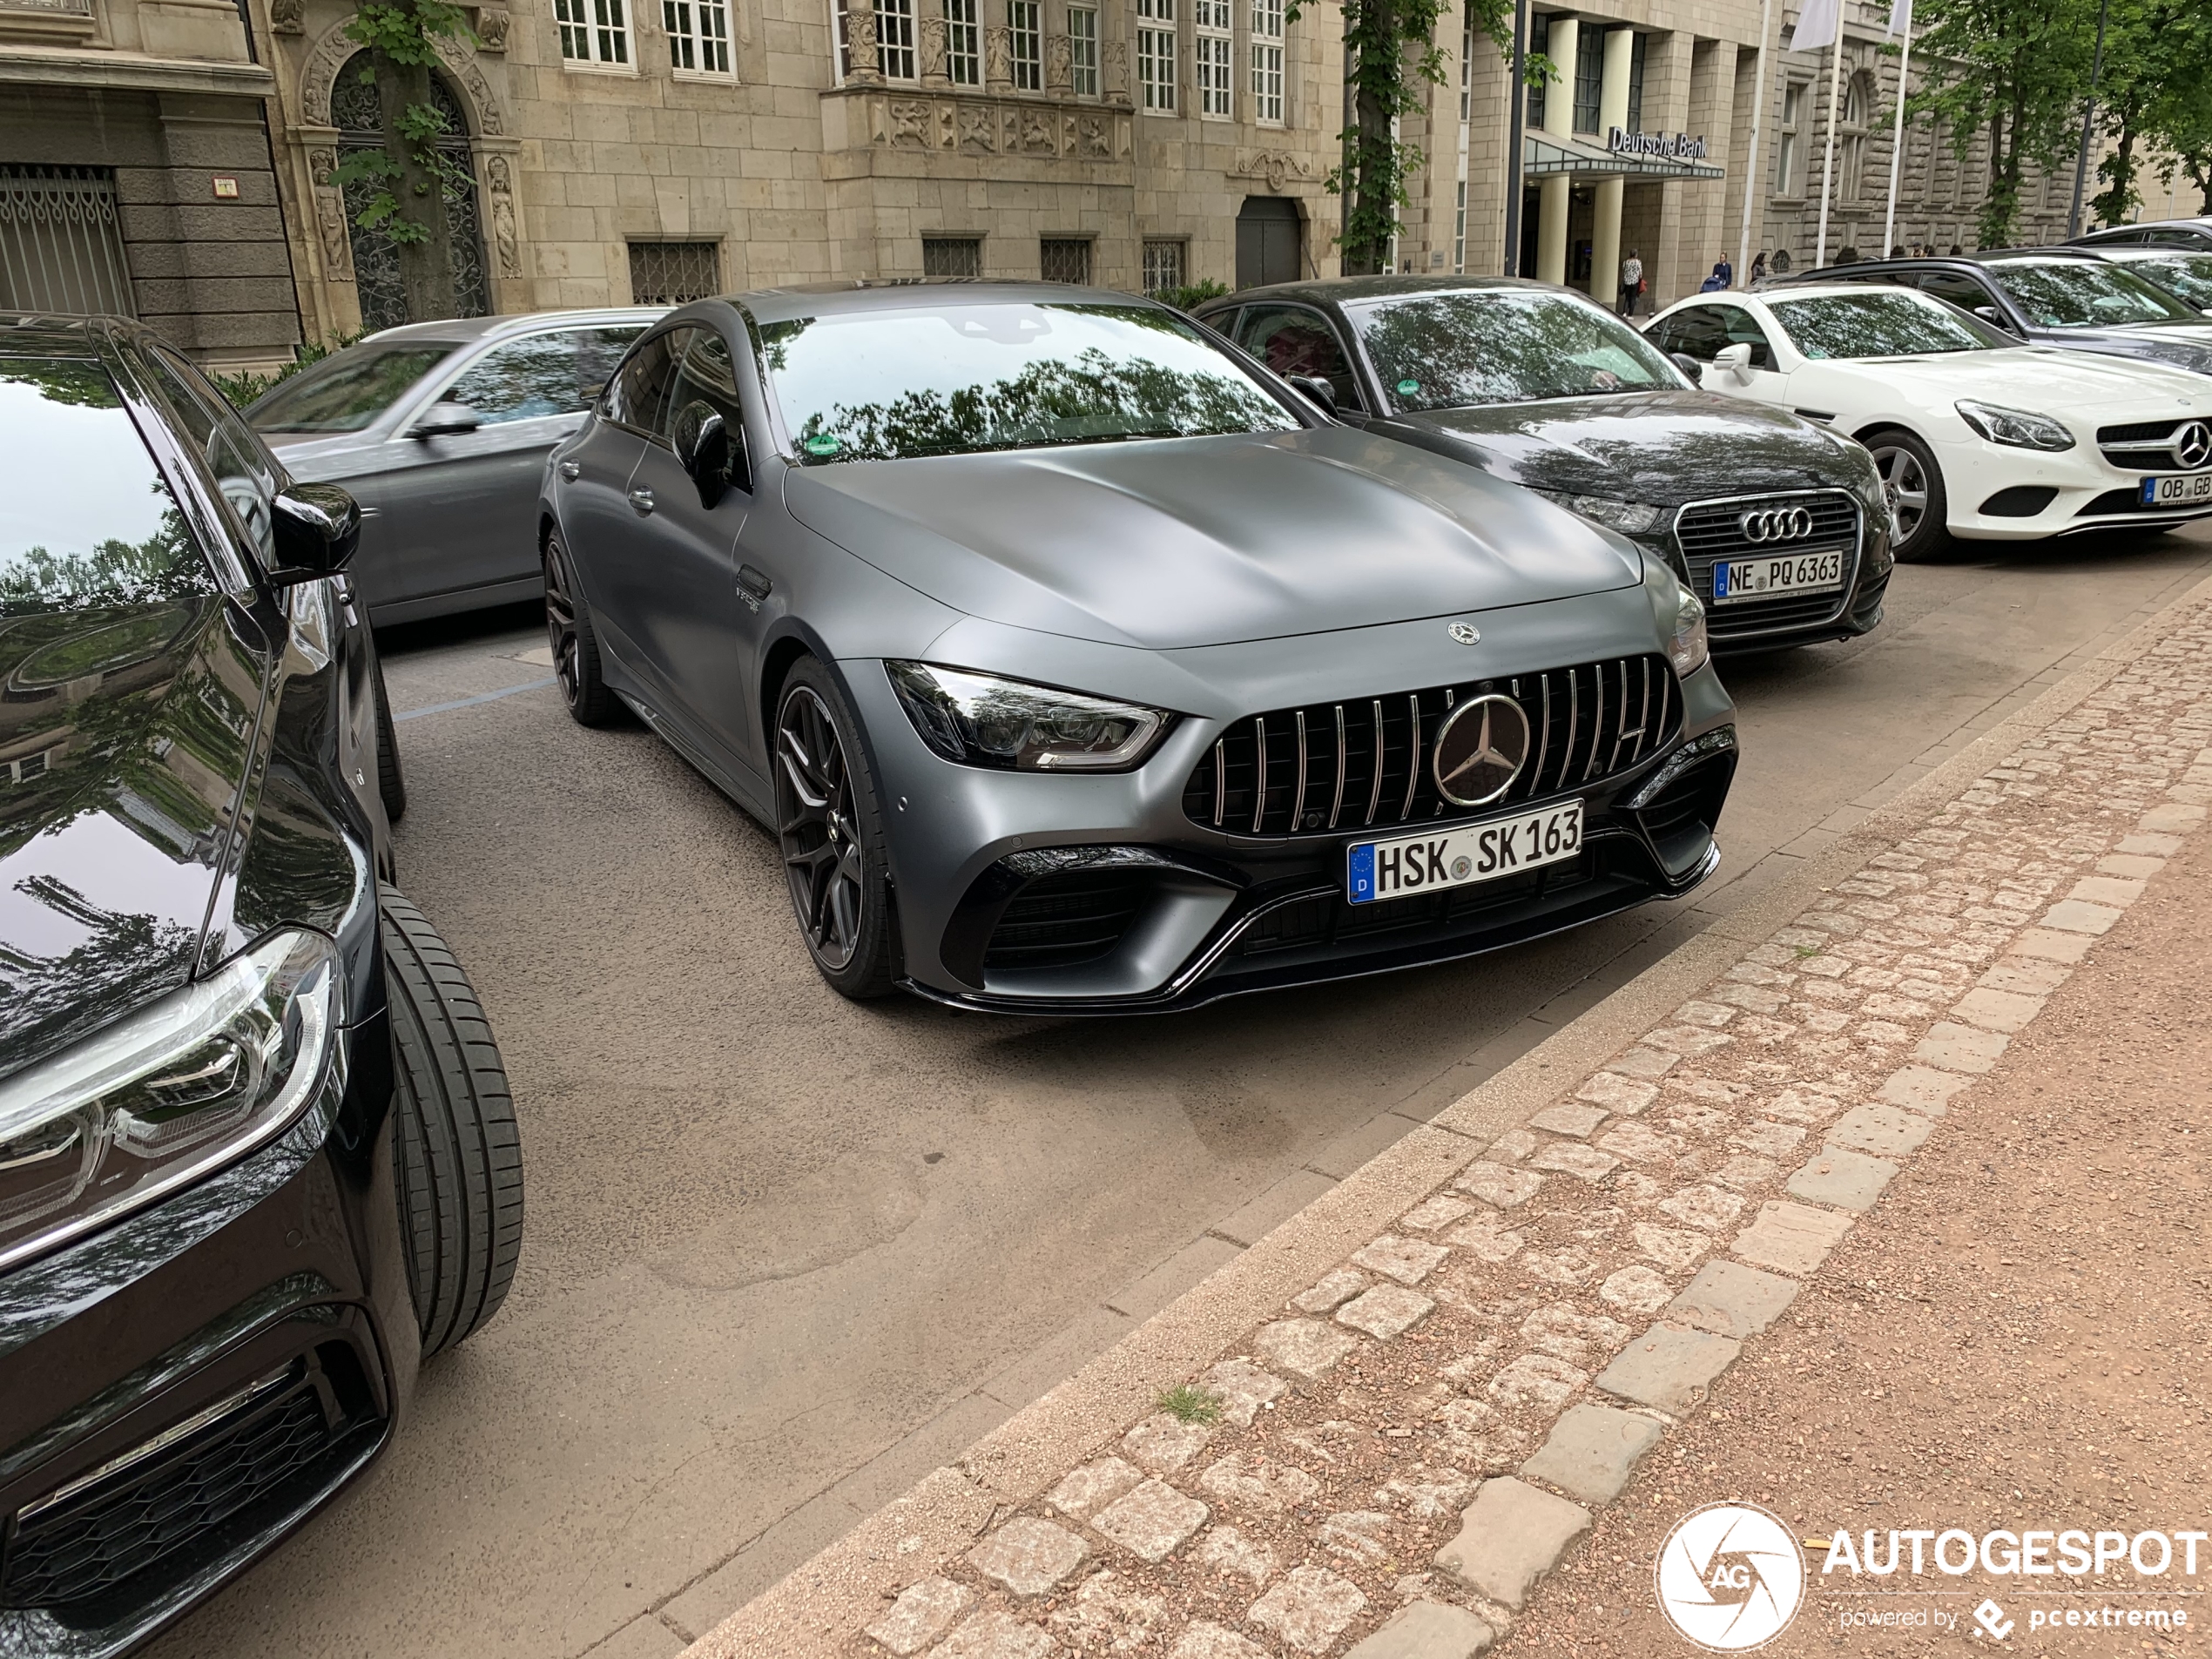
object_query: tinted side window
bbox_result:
[1710,305,1777,368]
[609,328,691,439]
[1649,305,1728,361]
[0,357,213,616]
[144,347,280,563]
[671,332,745,430]
[444,334,586,424]
[1234,307,1365,410]
[1916,270,1998,315]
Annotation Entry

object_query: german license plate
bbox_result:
[2141,472,2212,506]
[1710,548,1846,604]
[1347,799,1583,904]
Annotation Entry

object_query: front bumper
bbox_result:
[856,621,1738,1015]
[0,1017,415,1658]
[1938,434,2212,541]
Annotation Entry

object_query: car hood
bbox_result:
[781,426,1643,651]
[1385,389,1862,502]
[1822,346,2212,412]
[0,597,235,1082]
[2042,322,2212,377]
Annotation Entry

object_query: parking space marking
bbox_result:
[394,677,557,723]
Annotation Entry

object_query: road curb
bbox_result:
[681,568,2212,1659]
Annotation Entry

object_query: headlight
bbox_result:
[886,662,1172,772]
[0,930,338,1271]
[1644,556,1709,677]
[1544,492,1666,536]
[1954,401,2075,451]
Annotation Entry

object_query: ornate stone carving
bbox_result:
[1044,31,1070,91]
[983,24,1010,89]
[919,13,948,84]
[1016,105,1055,154]
[485,153,520,277]
[268,0,304,34]
[1101,37,1129,103]
[1076,111,1109,158]
[1233,148,1316,191]
[887,99,933,146]
[956,102,995,152]
[844,0,882,84]
[307,146,353,280]
[474,7,509,50]
[300,18,508,136]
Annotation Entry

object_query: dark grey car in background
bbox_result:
[538,280,1739,1014]
[1196,276,1893,653]
[250,309,660,624]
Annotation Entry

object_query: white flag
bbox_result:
[1791,0,1842,51]
[1885,0,1912,36]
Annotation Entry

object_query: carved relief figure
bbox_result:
[268,0,303,34]
[887,99,933,147]
[845,0,880,82]
[475,7,510,50]
[1101,37,1129,102]
[919,14,948,84]
[1044,32,1071,91]
[983,25,1010,88]
[307,148,354,279]
[956,103,995,153]
[486,154,520,277]
[1076,112,1109,158]
[1018,107,1054,154]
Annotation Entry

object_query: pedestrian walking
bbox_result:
[1619,248,1644,316]
[1714,253,1732,288]
[1749,250,1770,286]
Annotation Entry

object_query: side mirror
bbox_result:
[408,400,482,439]
[1972,304,2015,333]
[1713,342,1756,384]
[671,399,747,508]
[1285,374,1339,415]
[1669,351,1704,381]
[265,482,360,586]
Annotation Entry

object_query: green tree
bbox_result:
[327,0,475,324]
[2079,0,2210,224]
[1909,0,2094,246]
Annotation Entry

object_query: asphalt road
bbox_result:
[145,525,2212,1659]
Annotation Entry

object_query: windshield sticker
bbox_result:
[1396,378,1420,395]
[803,433,842,456]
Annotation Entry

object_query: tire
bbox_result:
[543,530,619,726]
[772,658,903,999]
[1865,428,1950,563]
[381,883,524,1358]
[373,661,407,824]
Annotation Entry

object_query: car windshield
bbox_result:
[249,341,463,433]
[1766,290,2004,358]
[2120,253,2212,310]
[1991,259,2198,327]
[1347,289,1685,411]
[757,301,1299,462]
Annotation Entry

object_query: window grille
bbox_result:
[1250,0,1283,125]
[664,0,732,73]
[1142,239,1185,295]
[1068,5,1098,94]
[923,237,982,276]
[1040,238,1091,283]
[628,241,721,303]
[0,165,133,317]
[946,0,980,84]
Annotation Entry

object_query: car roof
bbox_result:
[356,306,666,347]
[715,278,1169,327]
[1673,281,1907,306]
[0,312,133,361]
[2074,217,2212,242]
[1190,274,1558,313]
[1782,248,2104,283]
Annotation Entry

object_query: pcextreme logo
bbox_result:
[1656,1502,1808,1650]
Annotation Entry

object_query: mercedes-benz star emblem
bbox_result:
[1433,694,1530,807]
[2175,421,2212,470]
[1447,621,1480,644]
[1738,505,1815,543]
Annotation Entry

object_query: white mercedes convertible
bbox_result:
[1644,282,2212,559]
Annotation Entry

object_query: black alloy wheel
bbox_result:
[1865,428,1949,563]
[543,532,617,725]
[773,659,900,998]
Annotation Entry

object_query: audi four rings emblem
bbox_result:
[2176,421,2212,470]
[1738,505,1815,543]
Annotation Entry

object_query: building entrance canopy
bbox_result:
[1523,131,1723,181]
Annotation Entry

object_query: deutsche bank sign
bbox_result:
[1608,126,1710,160]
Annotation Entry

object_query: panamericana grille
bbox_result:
[2,1356,356,1610]
[1181,654,1679,840]
[1673,492,1861,638]
[2095,419,2210,472]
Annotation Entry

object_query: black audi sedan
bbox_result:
[1194,276,1892,654]
[0,318,521,1655]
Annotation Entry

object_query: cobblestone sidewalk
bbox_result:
[729,602,2212,1659]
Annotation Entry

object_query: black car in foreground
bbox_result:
[1195,276,1893,654]
[0,319,522,1656]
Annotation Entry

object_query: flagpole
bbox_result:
[1881,7,1911,254]
[1737,0,1777,283]
[1813,27,1844,265]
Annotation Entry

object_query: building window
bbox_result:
[923,236,981,276]
[0,165,134,316]
[1068,3,1098,94]
[833,0,850,78]
[1453,179,1467,272]
[1009,0,1042,89]
[1776,81,1804,197]
[1251,0,1284,125]
[1143,238,1185,294]
[1041,238,1091,283]
[629,241,721,303]
[1573,20,1602,132]
[876,0,915,78]
[1526,13,1548,128]
[664,0,732,74]
[1197,0,1231,118]
[1838,69,1872,204]
[1460,18,1473,120]
[557,0,631,67]
[1626,30,1646,132]
[1136,0,1176,112]
[943,0,980,82]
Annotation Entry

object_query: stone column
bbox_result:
[1535,11,1577,286]
[846,0,883,84]
[1588,24,1631,309]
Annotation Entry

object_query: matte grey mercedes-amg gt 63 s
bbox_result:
[537,280,1740,1013]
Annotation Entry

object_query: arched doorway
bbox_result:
[332,53,490,331]
[1236,196,1303,288]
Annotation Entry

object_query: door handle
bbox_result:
[628,487,655,515]
[737,564,772,610]
[558,460,581,481]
